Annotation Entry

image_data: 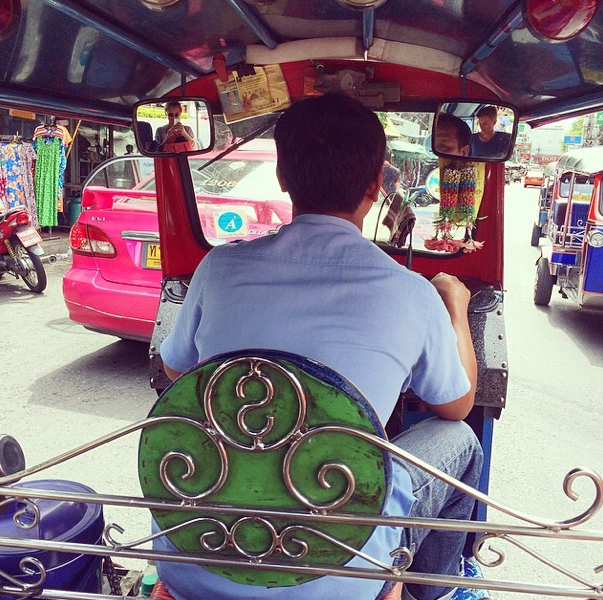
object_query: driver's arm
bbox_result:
[425,273,477,420]
[163,363,184,381]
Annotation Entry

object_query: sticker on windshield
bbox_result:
[214,210,248,238]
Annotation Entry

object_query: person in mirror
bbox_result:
[159,93,483,600]
[470,105,511,159]
[154,101,198,150]
[496,107,512,133]
[434,113,471,156]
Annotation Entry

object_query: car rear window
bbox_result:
[191,158,285,200]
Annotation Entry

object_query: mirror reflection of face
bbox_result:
[435,124,470,157]
[165,104,182,126]
[477,114,497,135]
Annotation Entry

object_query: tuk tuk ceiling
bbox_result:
[2,0,603,126]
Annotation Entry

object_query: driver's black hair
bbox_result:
[274,93,386,214]
[437,113,472,148]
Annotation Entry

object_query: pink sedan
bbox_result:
[63,140,291,342]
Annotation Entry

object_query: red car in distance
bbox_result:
[524,168,544,188]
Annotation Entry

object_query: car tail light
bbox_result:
[70,223,117,257]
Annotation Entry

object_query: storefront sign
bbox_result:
[563,135,582,145]
[8,109,36,120]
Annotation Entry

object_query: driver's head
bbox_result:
[435,113,471,156]
[274,94,385,214]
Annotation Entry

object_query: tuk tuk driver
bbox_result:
[159,93,484,600]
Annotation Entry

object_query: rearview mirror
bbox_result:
[432,101,518,162]
[133,97,214,157]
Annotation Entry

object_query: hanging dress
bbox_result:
[34,137,62,227]
[0,145,8,213]
[32,125,72,227]
[0,142,38,224]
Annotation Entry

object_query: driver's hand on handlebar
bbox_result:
[430,272,471,319]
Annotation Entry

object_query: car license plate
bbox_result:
[142,242,161,269]
[16,227,43,248]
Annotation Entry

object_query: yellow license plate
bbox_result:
[142,242,161,269]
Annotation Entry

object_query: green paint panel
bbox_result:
[139,355,389,587]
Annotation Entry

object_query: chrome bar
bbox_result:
[2,484,602,541]
[0,538,601,599]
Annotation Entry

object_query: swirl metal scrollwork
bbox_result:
[159,441,228,502]
[0,497,40,530]
[204,357,307,451]
[0,557,46,597]
[473,532,603,593]
[144,515,402,572]
[283,426,370,511]
[560,468,603,528]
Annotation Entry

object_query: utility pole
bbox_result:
[583,112,596,146]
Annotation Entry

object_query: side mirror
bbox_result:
[432,101,518,163]
[133,97,215,157]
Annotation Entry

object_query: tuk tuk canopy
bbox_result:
[3,0,603,126]
[555,147,603,176]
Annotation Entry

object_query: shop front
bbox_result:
[0,107,134,235]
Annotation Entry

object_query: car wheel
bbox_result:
[534,257,554,306]
[530,223,542,247]
[524,183,527,187]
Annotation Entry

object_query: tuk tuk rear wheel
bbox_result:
[530,223,542,247]
[534,257,554,306]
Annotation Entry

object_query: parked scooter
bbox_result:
[0,206,47,293]
[408,184,437,206]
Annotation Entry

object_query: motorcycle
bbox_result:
[408,184,438,207]
[0,206,47,293]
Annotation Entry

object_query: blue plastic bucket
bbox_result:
[0,479,104,598]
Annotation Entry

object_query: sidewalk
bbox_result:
[40,229,71,259]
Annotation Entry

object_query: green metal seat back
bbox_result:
[139,349,392,587]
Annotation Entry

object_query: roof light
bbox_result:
[137,0,182,10]
[0,0,19,39]
[523,0,603,42]
[334,0,389,9]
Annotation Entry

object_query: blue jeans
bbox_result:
[379,417,484,600]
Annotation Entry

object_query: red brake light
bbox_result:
[15,212,30,226]
[70,223,117,257]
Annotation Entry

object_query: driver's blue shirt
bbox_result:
[158,213,470,600]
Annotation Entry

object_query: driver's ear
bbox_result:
[460,145,470,157]
[365,168,383,203]
[276,165,288,192]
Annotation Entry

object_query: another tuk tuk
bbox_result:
[534,147,603,308]
[1,1,603,599]
[530,160,558,247]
